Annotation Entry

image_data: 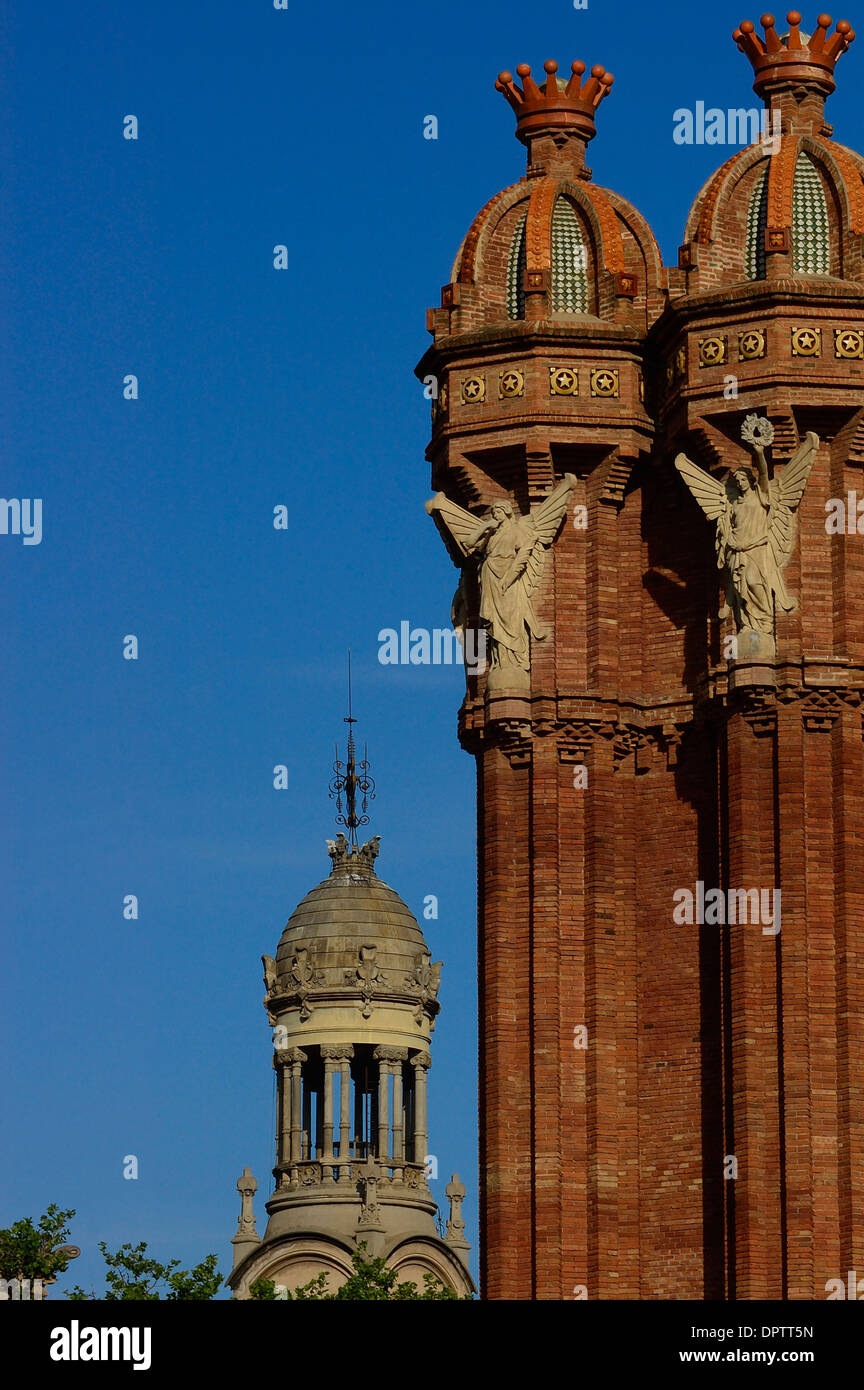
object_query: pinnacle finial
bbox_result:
[328,651,375,848]
[734,11,855,99]
[495,57,614,148]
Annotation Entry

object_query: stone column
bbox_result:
[287,1048,306,1163]
[274,1050,292,1166]
[373,1047,391,1161]
[339,1049,353,1167]
[321,1045,353,1176]
[372,1048,409,1171]
[391,1056,406,1162]
[321,1050,336,1162]
[411,1051,431,1171]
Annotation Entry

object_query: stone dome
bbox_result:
[262,835,441,1040]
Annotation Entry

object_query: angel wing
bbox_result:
[504,474,576,609]
[768,432,818,569]
[528,473,577,545]
[425,492,483,566]
[674,453,729,521]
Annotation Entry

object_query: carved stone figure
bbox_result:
[354,835,380,870]
[405,951,442,1024]
[261,954,279,994]
[327,833,380,871]
[326,832,351,866]
[426,474,576,687]
[675,417,818,650]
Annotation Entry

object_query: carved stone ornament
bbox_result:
[261,954,279,994]
[675,417,819,653]
[445,1173,468,1245]
[261,954,279,1023]
[287,946,324,1021]
[356,1160,385,1229]
[296,1162,322,1187]
[345,944,387,1018]
[234,1166,259,1238]
[327,833,380,872]
[373,1046,409,1064]
[425,474,575,689]
[405,951,442,1023]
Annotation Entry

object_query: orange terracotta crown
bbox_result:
[495,59,614,145]
[734,12,855,96]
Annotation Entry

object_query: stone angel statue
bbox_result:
[675,417,818,641]
[425,474,575,685]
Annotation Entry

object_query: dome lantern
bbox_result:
[228,711,473,1299]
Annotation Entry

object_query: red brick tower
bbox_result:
[418,14,864,1302]
[658,11,864,1302]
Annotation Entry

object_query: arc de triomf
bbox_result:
[419,12,864,1299]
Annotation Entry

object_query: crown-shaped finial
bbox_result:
[734,12,855,97]
[495,59,614,146]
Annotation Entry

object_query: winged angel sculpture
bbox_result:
[426,474,575,684]
[675,417,818,641]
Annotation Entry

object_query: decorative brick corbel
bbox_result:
[802,692,843,732]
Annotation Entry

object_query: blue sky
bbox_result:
[2,0,862,1296]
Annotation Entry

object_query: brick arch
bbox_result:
[454,174,661,308]
[549,178,627,277]
[600,185,666,286]
[453,182,528,285]
[524,176,560,271]
[804,136,864,236]
[765,133,801,231]
[686,145,765,246]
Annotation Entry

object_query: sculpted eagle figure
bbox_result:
[675,417,818,638]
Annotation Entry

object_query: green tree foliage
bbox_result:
[66,1242,223,1301]
[247,1244,464,1300]
[0,1206,77,1282]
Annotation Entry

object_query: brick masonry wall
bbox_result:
[421,113,864,1300]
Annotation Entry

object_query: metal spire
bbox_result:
[328,651,375,846]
